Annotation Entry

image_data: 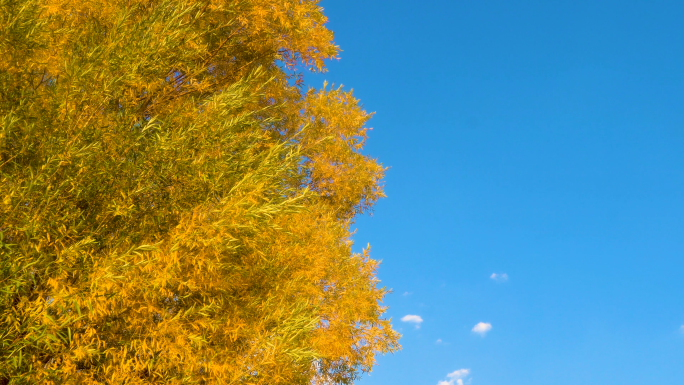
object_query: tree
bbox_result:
[0,0,399,383]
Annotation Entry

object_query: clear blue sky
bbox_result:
[309,1,684,384]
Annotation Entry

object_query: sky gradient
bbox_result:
[308,1,684,384]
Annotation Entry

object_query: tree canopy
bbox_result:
[0,0,399,383]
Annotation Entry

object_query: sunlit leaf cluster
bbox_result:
[0,0,399,383]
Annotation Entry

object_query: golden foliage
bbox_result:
[0,0,399,383]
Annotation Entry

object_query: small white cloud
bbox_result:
[437,368,471,385]
[490,273,508,282]
[403,291,412,296]
[472,322,492,336]
[680,325,684,333]
[401,314,423,328]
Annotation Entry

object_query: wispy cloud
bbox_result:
[679,325,684,334]
[437,369,471,385]
[401,314,423,328]
[472,322,492,336]
[490,273,508,282]
[403,291,412,296]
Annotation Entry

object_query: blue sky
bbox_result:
[308,1,684,384]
